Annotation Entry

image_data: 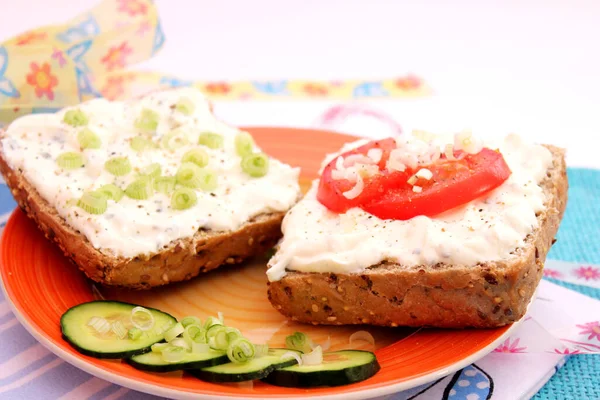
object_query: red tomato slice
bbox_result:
[316,138,397,213]
[317,138,512,220]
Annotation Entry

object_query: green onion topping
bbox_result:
[141,163,162,178]
[128,327,142,340]
[105,156,132,176]
[181,316,202,328]
[175,162,202,188]
[227,338,255,364]
[175,97,195,115]
[153,175,176,194]
[171,187,197,210]
[162,345,186,363]
[130,136,155,152]
[241,153,269,177]
[63,109,88,127]
[198,132,224,149]
[125,176,154,200]
[182,148,209,167]
[164,322,185,342]
[285,331,313,353]
[134,108,159,133]
[97,184,124,202]
[234,132,255,157]
[161,128,190,151]
[56,152,85,170]
[77,128,101,149]
[203,316,222,330]
[78,191,108,215]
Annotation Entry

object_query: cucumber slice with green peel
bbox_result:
[263,350,380,387]
[190,348,302,383]
[60,301,176,359]
[127,350,229,372]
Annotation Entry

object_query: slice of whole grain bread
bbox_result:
[0,143,285,289]
[267,145,567,328]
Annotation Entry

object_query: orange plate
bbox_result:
[0,127,516,399]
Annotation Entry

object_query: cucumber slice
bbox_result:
[127,350,229,373]
[60,301,176,359]
[263,350,380,387]
[190,348,301,383]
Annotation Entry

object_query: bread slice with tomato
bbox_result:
[267,132,567,328]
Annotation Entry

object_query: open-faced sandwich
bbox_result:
[0,88,300,288]
[267,131,567,328]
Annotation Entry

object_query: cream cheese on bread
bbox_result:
[267,133,553,281]
[1,88,300,258]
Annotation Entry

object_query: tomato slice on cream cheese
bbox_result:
[316,136,512,220]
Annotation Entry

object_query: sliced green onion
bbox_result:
[198,169,218,192]
[154,176,176,194]
[105,156,132,176]
[175,97,195,115]
[125,176,154,200]
[130,306,155,331]
[175,162,202,188]
[63,109,88,127]
[192,329,208,345]
[162,346,186,363]
[235,132,255,157]
[135,108,159,133]
[210,326,235,350]
[192,342,210,354]
[56,152,85,170]
[203,316,221,330]
[285,332,313,353]
[128,327,142,340]
[198,132,224,149]
[164,322,185,342]
[97,184,124,202]
[241,153,269,178]
[151,343,171,353]
[218,312,224,324]
[255,344,270,357]
[87,316,110,335]
[171,187,197,210]
[182,148,209,167]
[78,128,101,149]
[141,163,162,178]
[78,191,108,215]
[181,316,202,328]
[301,345,323,366]
[130,136,155,152]
[227,338,255,364]
[171,337,191,350]
[183,324,203,343]
[206,323,224,343]
[110,321,127,339]
[161,128,189,151]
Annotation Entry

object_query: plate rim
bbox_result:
[0,126,522,399]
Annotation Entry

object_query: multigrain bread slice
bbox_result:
[268,145,567,328]
[0,149,285,289]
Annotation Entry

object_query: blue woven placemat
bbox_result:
[533,167,600,399]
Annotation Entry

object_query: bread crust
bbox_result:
[0,140,285,289]
[268,145,567,328]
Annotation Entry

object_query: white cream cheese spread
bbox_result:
[1,88,300,258]
[267,133,553,281]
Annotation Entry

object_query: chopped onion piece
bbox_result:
[344,154,375,167]
[87,316,110,334]
[301,345,323,366]
[317,336,331,351]
[130,306,155,331]
[217,312,224,324]
[162,346,186,363]
[342,174,364,200]
[164,322,185,342]
[413,185,423,193]
[151,343,171,353]
[110,321,127,339]
[181,316,201,328]
[192,342,210,354]
[367,148,383,163]
[335,156,344,171]
[280,351,302,366]
[171,337,191,350]
[407,175,418,185]
[349,330,375,347]
[415,168,433,180]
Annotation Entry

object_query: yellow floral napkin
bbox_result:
[0,0,429,126]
